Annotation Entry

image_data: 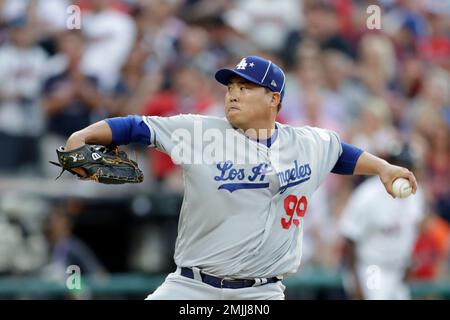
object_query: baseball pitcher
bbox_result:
[58,56,418,300]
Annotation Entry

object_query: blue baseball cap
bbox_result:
[215,56,286,101]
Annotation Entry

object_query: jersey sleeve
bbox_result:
[302,126,343,189]
[143,114,201,164]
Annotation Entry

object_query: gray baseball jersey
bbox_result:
[142,114,342,278]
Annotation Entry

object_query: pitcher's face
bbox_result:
[224,77,274,130]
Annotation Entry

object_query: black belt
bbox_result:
[180,267,279,289]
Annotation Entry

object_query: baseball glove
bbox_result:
[49,144,144,184]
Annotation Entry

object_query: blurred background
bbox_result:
[0,0,449,299]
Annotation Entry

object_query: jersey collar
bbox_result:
[231,123,279,148]
[255,124,278,148]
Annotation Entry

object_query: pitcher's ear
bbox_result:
[271,92,281,107]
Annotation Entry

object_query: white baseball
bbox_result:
[392,178,412,198]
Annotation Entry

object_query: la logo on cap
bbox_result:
[271,80,277,87]
[236,58,248,70]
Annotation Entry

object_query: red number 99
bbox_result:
[281,195,308,229]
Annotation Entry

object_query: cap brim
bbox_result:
[214,68,261,87]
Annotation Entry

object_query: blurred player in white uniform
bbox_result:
[340,142,425,300]
[61,56,418,300]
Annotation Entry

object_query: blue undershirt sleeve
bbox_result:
[331,142,364,175]
[104,115,151,146]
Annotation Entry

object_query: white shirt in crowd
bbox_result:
[0,44,48,136]
[1,0,70,31]
[224,0,302,52]
[81,8,136,91]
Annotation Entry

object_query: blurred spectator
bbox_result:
[356,33,397,98]
[41,201,107,281]
[28,0,73,56]
[349,97,397,156]
[136,0,185,74]
[0,0,71,40]
[42,30,102,139]
[0,192,48,275]
[0,15,48,174]
[142,65,214,116]
[176,25,218,76]
[279,40,349,137]
[107,40,151,117]
[383,0,427,60]
[282,0,354,70]
[395,55,424,100]
[104,3,166,116]
[321,49,366,124]
[178,0,230,24]
[425,124,450,223]
[409,68,450,137]
[409,212,450,282]
[0,0,29,23]
[81,0,136,91]
[417,2,450,70]
[340,141,426,300]
[141,64,215,190]
[225,0,300,54]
